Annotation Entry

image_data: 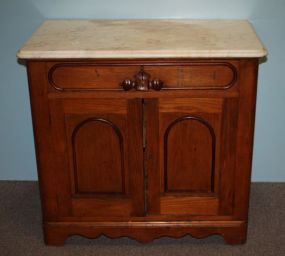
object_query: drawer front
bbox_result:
[147,63,237,90]
[47,62,238,91]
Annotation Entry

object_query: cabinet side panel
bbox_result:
[27,61,58,220]
[234,59,259,220]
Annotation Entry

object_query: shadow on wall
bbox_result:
[0,0,44,180]
[249,0,285,20]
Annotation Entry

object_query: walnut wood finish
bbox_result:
[47,97,144,217]
[26,58,259,245]
[47,61,237,91]
[43,221,247,245]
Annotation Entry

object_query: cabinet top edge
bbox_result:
[17,19,267,59]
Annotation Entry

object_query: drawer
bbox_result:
[47,62,238,91]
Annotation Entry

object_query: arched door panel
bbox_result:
[146,97,238,216]
[49,98,144,217]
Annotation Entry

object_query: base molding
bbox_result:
[43,221,247,245]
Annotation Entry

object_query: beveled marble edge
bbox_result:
[17,19,268,59]
[17,49,267,59]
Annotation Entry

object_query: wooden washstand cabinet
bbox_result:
[17,20,267,245]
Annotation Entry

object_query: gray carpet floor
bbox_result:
[0,181,284,256]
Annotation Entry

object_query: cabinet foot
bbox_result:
[222,225,247,245]
[43,226,68,246]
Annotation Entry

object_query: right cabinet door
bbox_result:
[145,97,239,217]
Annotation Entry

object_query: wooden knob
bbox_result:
[150,79,163,91]
[120,68,164,91]
[121,79,135,91]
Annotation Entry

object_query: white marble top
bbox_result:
[17,20,267,59]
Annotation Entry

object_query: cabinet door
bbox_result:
[48,98,144,218]
[145,97,238,216]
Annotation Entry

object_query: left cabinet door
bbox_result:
[47,98,145,218]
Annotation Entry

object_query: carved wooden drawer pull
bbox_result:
[121,66,164,91]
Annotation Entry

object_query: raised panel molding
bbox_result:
[71,118,125,195]
[47,61,237,92]
[164,116,216,193]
